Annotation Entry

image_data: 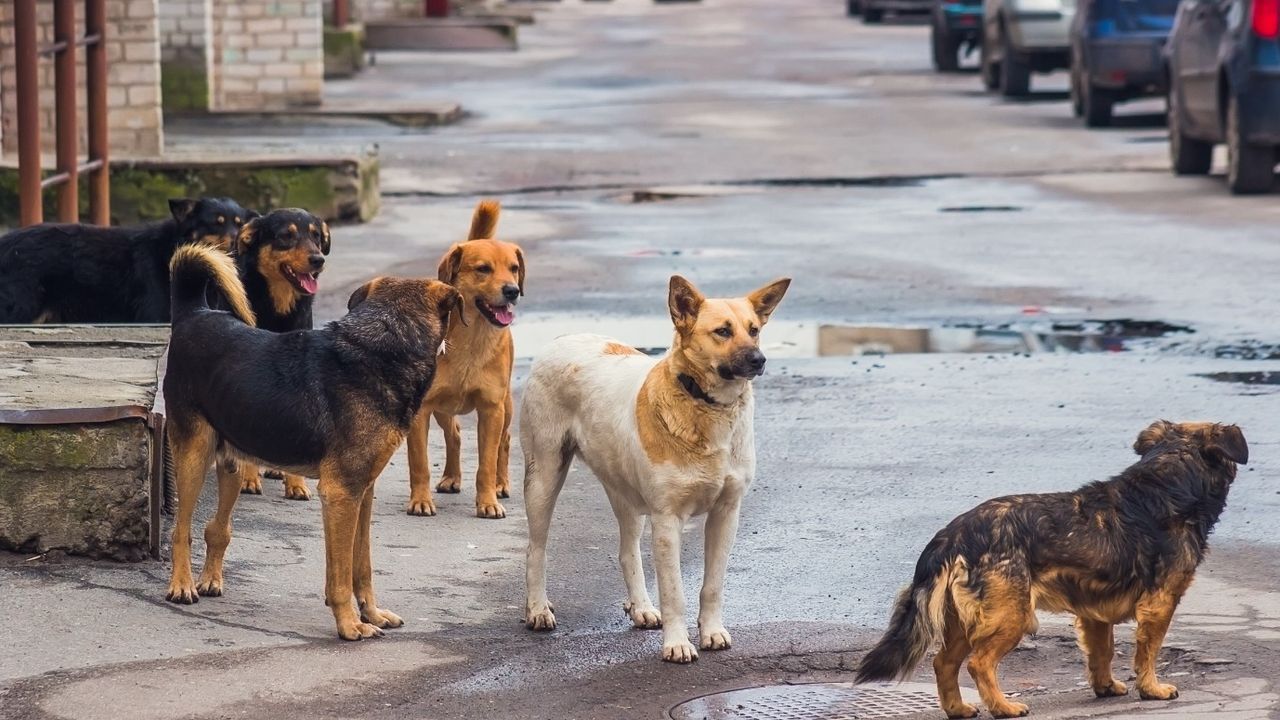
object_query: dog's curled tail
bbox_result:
[854,542,957,684]
[170,244,256,327]
[468,199,501,240]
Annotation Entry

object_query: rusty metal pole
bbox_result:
[425,0,448,18]
[85,0,109,225]
[334,0,349,27]
[15,0,43,226]
[54,0,79,222]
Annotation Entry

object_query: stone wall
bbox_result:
[0,0,164,158]
[209,0,324,110]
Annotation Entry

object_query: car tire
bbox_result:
[1168,84,1213,176]
[998,25,1031,97]
[1226,94,1276,194]
[1082,81,1113,128]
[1069,57,1084,117]
[847,0,861,16]
[979,30,1000,90]
[932,21,961,72]
[862,6,884,23]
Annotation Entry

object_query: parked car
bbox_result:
[981,0,1077,95]
[1069,0,1178,126]
[933,0,985,71]
[1166,0,1280,193]
[858,0,933,23]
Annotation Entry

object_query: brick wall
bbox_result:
[159,0,210,110]
[0,0,163,159]
[209,0,323,110]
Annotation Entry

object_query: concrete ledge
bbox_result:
[0,149,380,226]
[211,101,463,128]
[365,18,518,52]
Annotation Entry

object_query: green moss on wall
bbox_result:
[161,61,210,112]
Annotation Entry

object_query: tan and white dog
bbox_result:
[520,275,790,663]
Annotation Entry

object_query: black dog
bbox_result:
[164,243,461,640]
[855,421,1248,719]
[0,197,252,324]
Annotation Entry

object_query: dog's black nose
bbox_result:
[747,349,766,372]
[501,284,520,302]
[309,253,326,270]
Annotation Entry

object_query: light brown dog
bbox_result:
[405,200,524,519]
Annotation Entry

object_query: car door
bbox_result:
[1177,0,1231,130]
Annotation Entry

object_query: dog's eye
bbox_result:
[713,327,732,339]
[748,326,759,337]
[476,264,492,274]
[510,264,519,273]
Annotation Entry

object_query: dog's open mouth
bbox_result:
[281,265,320,295]
[475,298,515,327]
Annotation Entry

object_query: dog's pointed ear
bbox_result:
[169,198,198,223]
[1207,424,1248,465]
[348,277,381,311]
[319,220,332,256]
[747,277,791,325]
[515,246,526,297]
[437,244,464,285]
[1133,420,1173,455]
[668,275,705,332]
[235,216,261,256]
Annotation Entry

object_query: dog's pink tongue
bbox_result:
[492,305,514,325]
[298,273,318,295]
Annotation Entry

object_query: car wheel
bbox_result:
[1168,84,1213,176]
[1082,81,1113,128]
[932,21,961,72]
[862,5,884,23]
[979,30,1000,90]
[998,25,1030,97]
[1069,56,1084,117]
[847,0,861,16]
[1226,94,1276,194]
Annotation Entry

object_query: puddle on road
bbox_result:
[1199,371,1280,386]
[939,205,1023,213]
[510,317,1192,359]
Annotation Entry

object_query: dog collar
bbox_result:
[677,373,718,405]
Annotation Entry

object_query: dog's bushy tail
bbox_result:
[854,538,956,683]
[468,199,501,240]
[170,244,256,326]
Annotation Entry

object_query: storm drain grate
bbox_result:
[670,682,969,720]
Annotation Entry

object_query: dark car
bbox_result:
[932,0,984,71]
[1070,0,1179,126]
[1166,0,1280,193]
[852,0,933,23]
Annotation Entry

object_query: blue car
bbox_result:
[1167,0,1280,193]
[1070,0,1180,126]
[932,0,984,72]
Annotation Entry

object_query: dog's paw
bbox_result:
[496,485,511,499]
[944,703,980,719]
[336,620,385,641]
[406,497,437,516]
[525,602,557,631]
[699,627,732,651]
[436,476,462,494]
[661,639,699,664]
[988,700,1029,718]
[195,575,223,598]
[1094,679,1129,698]
[1139,683,1178,701]
[283,479,311,501]
[361,605,404,629]
[263,469,284,480]
[476,500,506,519]
[239,476,263,495]
[624,602,662,629]
[165,578,199,604]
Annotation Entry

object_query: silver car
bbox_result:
[981,0,1077,95]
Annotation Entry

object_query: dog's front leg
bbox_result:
[474,400,507,519]
[319,474,383,641]
[698,501,740,651]
[1134,584,1188,701]
[405,407,438,516]
[495,391,514,499]
[652,513,697,663]
[165,425,216,604]
[353,483,403,630]
[196,459,251,597]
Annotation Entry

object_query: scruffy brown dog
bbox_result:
[856,421,1248,718]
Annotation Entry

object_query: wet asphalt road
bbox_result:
[5,0,1280,718]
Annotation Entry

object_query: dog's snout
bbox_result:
[747,349,766,371]
[501,284,520,302]
[308,253,326,271]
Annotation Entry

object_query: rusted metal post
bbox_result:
[86,0,109,225]
[15,0,43,226]
[334,0,349,27]
[54,0,79,222]
[425,0,448,18]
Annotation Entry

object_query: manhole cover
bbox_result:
[670,682,977,720]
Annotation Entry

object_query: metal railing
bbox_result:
[14,0,110,226]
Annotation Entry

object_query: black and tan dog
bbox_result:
[0,197,252,323]
[856,421,1248,718]
[224,208,331,501]
[163,243,460,640]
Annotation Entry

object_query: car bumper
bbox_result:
[867,0,932,12]
[941,5,983,35]
[1086,36,1167,90]
[1239,69,1280,145]
[1006,2,1073,51]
